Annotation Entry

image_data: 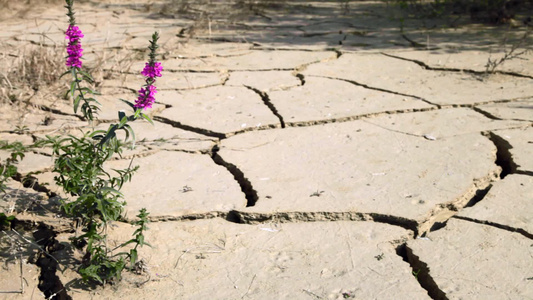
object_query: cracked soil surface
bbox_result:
[0,1,532,299]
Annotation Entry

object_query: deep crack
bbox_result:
[396,243,449,300]
[419,168,499,235]
[33,225,71,300]
[210,146,258,207]
[484,131,517,178]
[295,73,306,86]
[244,85,285,128]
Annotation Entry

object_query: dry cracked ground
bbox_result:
[0,1,532,299]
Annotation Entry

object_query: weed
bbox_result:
[32,0,160,285]
[485,26,532,73]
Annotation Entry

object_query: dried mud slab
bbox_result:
[166,40,252,58]
[108,72,227,91]
[303,53,533,106]
[387,50,533,77]
[492,127,533,173]
[106,151,245,220]
[0,104,85,133]
[63,219,429,299]
[218,121,499,224]
[127,121,217,153]
[270,76,433,123]
[476,98,533,121]
[406,218,533,299]
[457,174,532,236]
[366,107,528,139]
[157,86,280,137]
[0,151,52,175]
[155,50,336,72]
[226,70,301,91]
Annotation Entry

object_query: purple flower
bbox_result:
[66,25,84,42]
[141,62,163,78]
[134,85,157,110]
[65,25,84,68]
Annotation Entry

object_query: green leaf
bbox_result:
[73,95,81,113]
[120,99,135,110]
[100,187,123,197]
[129,249,138,267]
[136,234,145,246]
[140,113,154,125]
[77,69,93,80]
[134,109,141,119]
[59,70,71,79]
[118,115,128,128]
[69,80,77,98]
[89,130,107,138]
[125,125,135,147]
[99,125,117,146]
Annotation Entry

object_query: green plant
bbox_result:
[36,0,161,285]
[0,213,15,230]
[0,141,27,194]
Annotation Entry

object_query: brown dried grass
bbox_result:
[0,43,65,106]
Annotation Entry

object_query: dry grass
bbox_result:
[0,43,65,106]
[0,0,65,19]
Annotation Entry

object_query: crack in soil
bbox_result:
[153,116,226,139]
[310,75,439,107]
[36,105,85,121]
[396,243,449,300]
[381,52,533,79]
[471,106,503,120]
[452,215,533,239]
[418,167,500,236]
[32,225,72,300]
[483,131,518,178]
[225,211,418,235]
[439,97,533,109]
[210,146,258,207]
[283,106,438,128]
[295,73,305,86]
[244,85,286,128]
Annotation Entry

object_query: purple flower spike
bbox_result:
[134,85,157,110]
[141,62,163,78]
[65,25,84,68]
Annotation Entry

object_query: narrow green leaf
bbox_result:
[118,115,128,128]
[125,125,135,147]
[73,95,81,113]
[118,111,126,121]
[59,70,71,79]
[69,81,76,98]
[134,108,141,119]
[129,249,138,267]
[120,99,135,110]
[100,187,123,197]
[89,130,107,138]
[141,113,154,125]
